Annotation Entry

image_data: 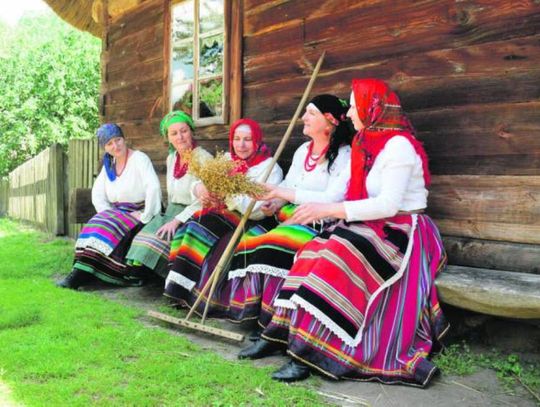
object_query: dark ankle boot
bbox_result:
[56,269,92,289]
[271,359,310,382]
[248,326,263,342]
[238,339,284,360]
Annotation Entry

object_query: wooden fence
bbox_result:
[0,140,99,238]
[66,139,100,239]
[6,144,65,235]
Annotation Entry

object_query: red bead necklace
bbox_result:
[304,141,329,172]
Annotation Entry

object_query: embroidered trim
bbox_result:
[165,271,196,291]
[273,298,297,310]
[227,264,290,280]
[75,237,113,256]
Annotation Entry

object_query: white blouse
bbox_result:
[224,154,284,220]
[92,150,162,224]
[283,142,352,204]
[343,136,428,221]
[167,147,213,223]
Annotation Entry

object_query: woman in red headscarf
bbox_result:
[164,118,283,312]
[239,79,448,387]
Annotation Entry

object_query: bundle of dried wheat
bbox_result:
[182,150,265,200]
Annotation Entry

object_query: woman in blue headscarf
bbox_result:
[57,123,161,289]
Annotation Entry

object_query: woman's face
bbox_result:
[104,136,127,158]
[232,129,255,160]
[168,122,193,152]
[302,104,332,140]
[347,91,365,131]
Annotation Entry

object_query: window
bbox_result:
[168,0,240,126]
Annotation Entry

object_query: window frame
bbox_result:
[164,0,242,127]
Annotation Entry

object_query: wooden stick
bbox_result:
[189,51,327,323]
[148,311,244,342]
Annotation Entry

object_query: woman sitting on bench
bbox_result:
[225,94,352,338]
[57,123,161,289]
[125,111,212,280]
[239,79,449,387]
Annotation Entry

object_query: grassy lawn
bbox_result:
[0,219,323,406]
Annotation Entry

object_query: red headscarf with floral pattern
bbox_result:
[346,78,431,200]
[229,118,271,174]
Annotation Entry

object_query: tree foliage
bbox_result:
[0,12,101,176]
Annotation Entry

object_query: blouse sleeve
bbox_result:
[343,137,416,221]
[91,167,113,213]
[226,160,284,219]
[138,153,162,224]
[175,148,213,223]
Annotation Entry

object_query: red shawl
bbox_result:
[229,118,271,174]
[346,78,431,201]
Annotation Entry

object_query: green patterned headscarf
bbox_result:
[160,111,195,136]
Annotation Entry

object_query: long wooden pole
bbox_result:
[189,51,327,323]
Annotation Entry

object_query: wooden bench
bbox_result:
[436,265,540,319]
[69,188,540,319]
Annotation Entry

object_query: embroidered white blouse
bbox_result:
[167,146,212,223]
[343,136,428,221]
[283,142,352,204]
[92,150,162,224]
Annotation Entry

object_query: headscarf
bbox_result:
[229,118,271,174]
[97,123,125,182]
[346,78,431,201]
[160,111,196,179]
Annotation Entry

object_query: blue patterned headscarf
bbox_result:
[97,123,124,148]
[97,123,125,182]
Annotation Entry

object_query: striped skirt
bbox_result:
[262,214,449,387]
[227,205,319,327]
[125,203,185,278]
[164,208,277,315]
[73,202,145,286]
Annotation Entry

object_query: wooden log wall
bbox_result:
[4,144,65,235]
[67,139,100,239]
[101,0,540,271]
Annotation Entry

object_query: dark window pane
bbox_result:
[199,77,222,118]
[199,34,223,77]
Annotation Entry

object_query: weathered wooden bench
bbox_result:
[70,188,540,319]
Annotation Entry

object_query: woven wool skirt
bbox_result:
[125,203,185,278]
[262,214,449,387]
[226,205,320,327]
[73,202,145,286]
[164,208,277,316]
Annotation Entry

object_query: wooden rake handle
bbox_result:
[185,51,327,324]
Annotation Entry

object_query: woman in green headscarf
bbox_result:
[125,111,212,279]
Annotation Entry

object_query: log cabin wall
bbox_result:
[102,0,540,272]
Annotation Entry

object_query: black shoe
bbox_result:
[56,269,92,289]
[271,359,311,382]
[238,339,284,360]
[249,326,263,342]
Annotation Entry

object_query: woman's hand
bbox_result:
[258,184,295,202]
[260,199,281,216]
[156,218,182,241]
[131,211,142,221]
[286,202,346,225]
[194,183,223,207]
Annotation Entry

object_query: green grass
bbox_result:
[434,342,540,396]
[0,218,324,406]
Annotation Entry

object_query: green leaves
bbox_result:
[0,12,101,177]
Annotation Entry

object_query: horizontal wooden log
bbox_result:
[428,175,540,225]
[107,79,164,106]
[436,265,540,318]
[69,188,95,224]
[108,0,163,43]
[435,218,540,245]
[443,236,540,274]
[106,58,163,87]
[428,154,540,176]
